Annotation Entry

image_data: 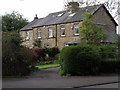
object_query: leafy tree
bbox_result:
[79,12,106,44]
[2,11,28,32]
[2,31,31,76]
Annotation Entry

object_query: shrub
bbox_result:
[118,35,120,61]
[60,44,100,75]
[23,48,46,62]
[45,47,60,60]
[2,31,31,76]
[98,60,120,74]
[98,44,117,60]
[59,44,119,76]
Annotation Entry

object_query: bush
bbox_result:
[98,44,117,60]
[2,31,31,76]
[60,44,100,75]
[98,60,120,74]
[59,44,119,76]
[23,48,46,62]
[118,35,120,61]
[45,47,60,60]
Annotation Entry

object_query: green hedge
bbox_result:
[98,44,117,60]
[60,45,100,75]
[98,60,120,74]
[59,44,119,76]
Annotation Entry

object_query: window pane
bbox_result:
[25,31,30,40]
[60,27,65,36]
[37,29,41,38]
[48,27,53,37]
[74,24,79,35]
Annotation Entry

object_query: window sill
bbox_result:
[74,34,79,36]
[61,35,66,37]
[49,36,53,38]
[48,36,54,39]
[38,37,41,39]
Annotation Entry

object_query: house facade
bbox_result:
[20,4,117,49]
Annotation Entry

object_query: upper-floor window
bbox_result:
[58,13,64,17]
[60,26,65,36]
[74,24,79,35]
[69,13,76,17]
[25,31,30,40]
[37,29,41,38]
[48,27,53,37]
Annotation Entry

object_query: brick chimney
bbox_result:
[34,14,38,20]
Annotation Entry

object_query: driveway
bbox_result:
[2,67,119,88]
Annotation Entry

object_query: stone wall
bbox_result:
[20,6,117,49]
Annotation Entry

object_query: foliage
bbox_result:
[24,47,60,63]
[2,11,28,31]
[23,48,46,62]
[79,12,106,44]
[98,60,120,74]
[45,47,60,60]
[60,45,100,75]
[33,39,42,48]
[98,44,117,60]
[118,35,120,61]
[59,44,119,76]
[2,31,31,76]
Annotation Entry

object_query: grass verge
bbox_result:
[35,63,60,69]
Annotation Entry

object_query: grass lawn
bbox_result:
[35,63,60,69]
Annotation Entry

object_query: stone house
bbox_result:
[20,4,118,49]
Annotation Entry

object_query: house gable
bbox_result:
[20,4,118,48]
[92,4,117,43]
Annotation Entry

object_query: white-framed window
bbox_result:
[69,13,76,17]
[74,24,79,35]
[37,29,41,38]
[48,27,53,37]
[58,13,64,17]
[60,26,65,36]
[25,31,30,40]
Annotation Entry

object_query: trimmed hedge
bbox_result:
[98,60,120,73]
[98,44,117,60]
[60,45,100,75]
[59,44,119,76]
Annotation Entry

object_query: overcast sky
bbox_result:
[0,0,108,21]
[0,0,65,21]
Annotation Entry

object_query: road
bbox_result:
[2,68,119,88]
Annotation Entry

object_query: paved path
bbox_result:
[2,68,119,88]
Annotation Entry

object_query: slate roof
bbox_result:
[34,4,102,27]
[20,18,43,31]
[20,4,105,31]
[20,4,117,31]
